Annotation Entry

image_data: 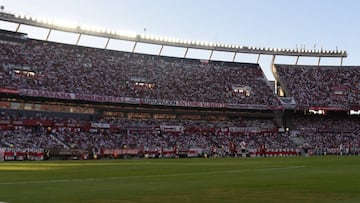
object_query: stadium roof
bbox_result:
[0,11,347,65]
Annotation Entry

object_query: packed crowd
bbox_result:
[0,39,280,107]
[275,64,360,109]
[0,112,292,153]
[1,111,360,156]
[291,115,360,154]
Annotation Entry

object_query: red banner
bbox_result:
[0,88,19,94]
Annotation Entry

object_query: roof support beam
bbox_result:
[45,29,52,41]
[158,45,164,56]
[271,55,276,67]
[256,54,261,64]
[104,38,110,49]
[232,52,237,62]
[209,50,214,61]
[340,57,344,66]
[184,47,189,58]
[15,23,21,32]
[75,33,82,45]
[132,41,137,53]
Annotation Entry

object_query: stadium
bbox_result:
[0,3,360,203]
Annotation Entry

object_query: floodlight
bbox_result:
[16,12,24,19]
[42,17,48,24]
[35,16,41,23]
[85,26,92,32]
[118,31,136,38]
[82,25,90,31]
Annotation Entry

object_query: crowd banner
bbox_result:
[19,89,281,110]
[279,97,296,109]
[0,87,20,94]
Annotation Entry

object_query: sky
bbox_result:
[0,0,359,80]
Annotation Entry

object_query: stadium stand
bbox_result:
[1,111,297,159]
[288,114,360,155]
[1,34,359,161]
[0,39,281,110]
[274,64,360,110]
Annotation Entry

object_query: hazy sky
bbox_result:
[0,0,359,80]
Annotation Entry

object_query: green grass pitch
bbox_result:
[0,156,359,203]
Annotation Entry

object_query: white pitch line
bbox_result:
[0,165,305,185]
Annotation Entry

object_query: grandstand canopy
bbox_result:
[0,10,347,66]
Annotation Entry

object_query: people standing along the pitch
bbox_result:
[303,142,309,157]
[260,143,267,157]
[240,140,247,158]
